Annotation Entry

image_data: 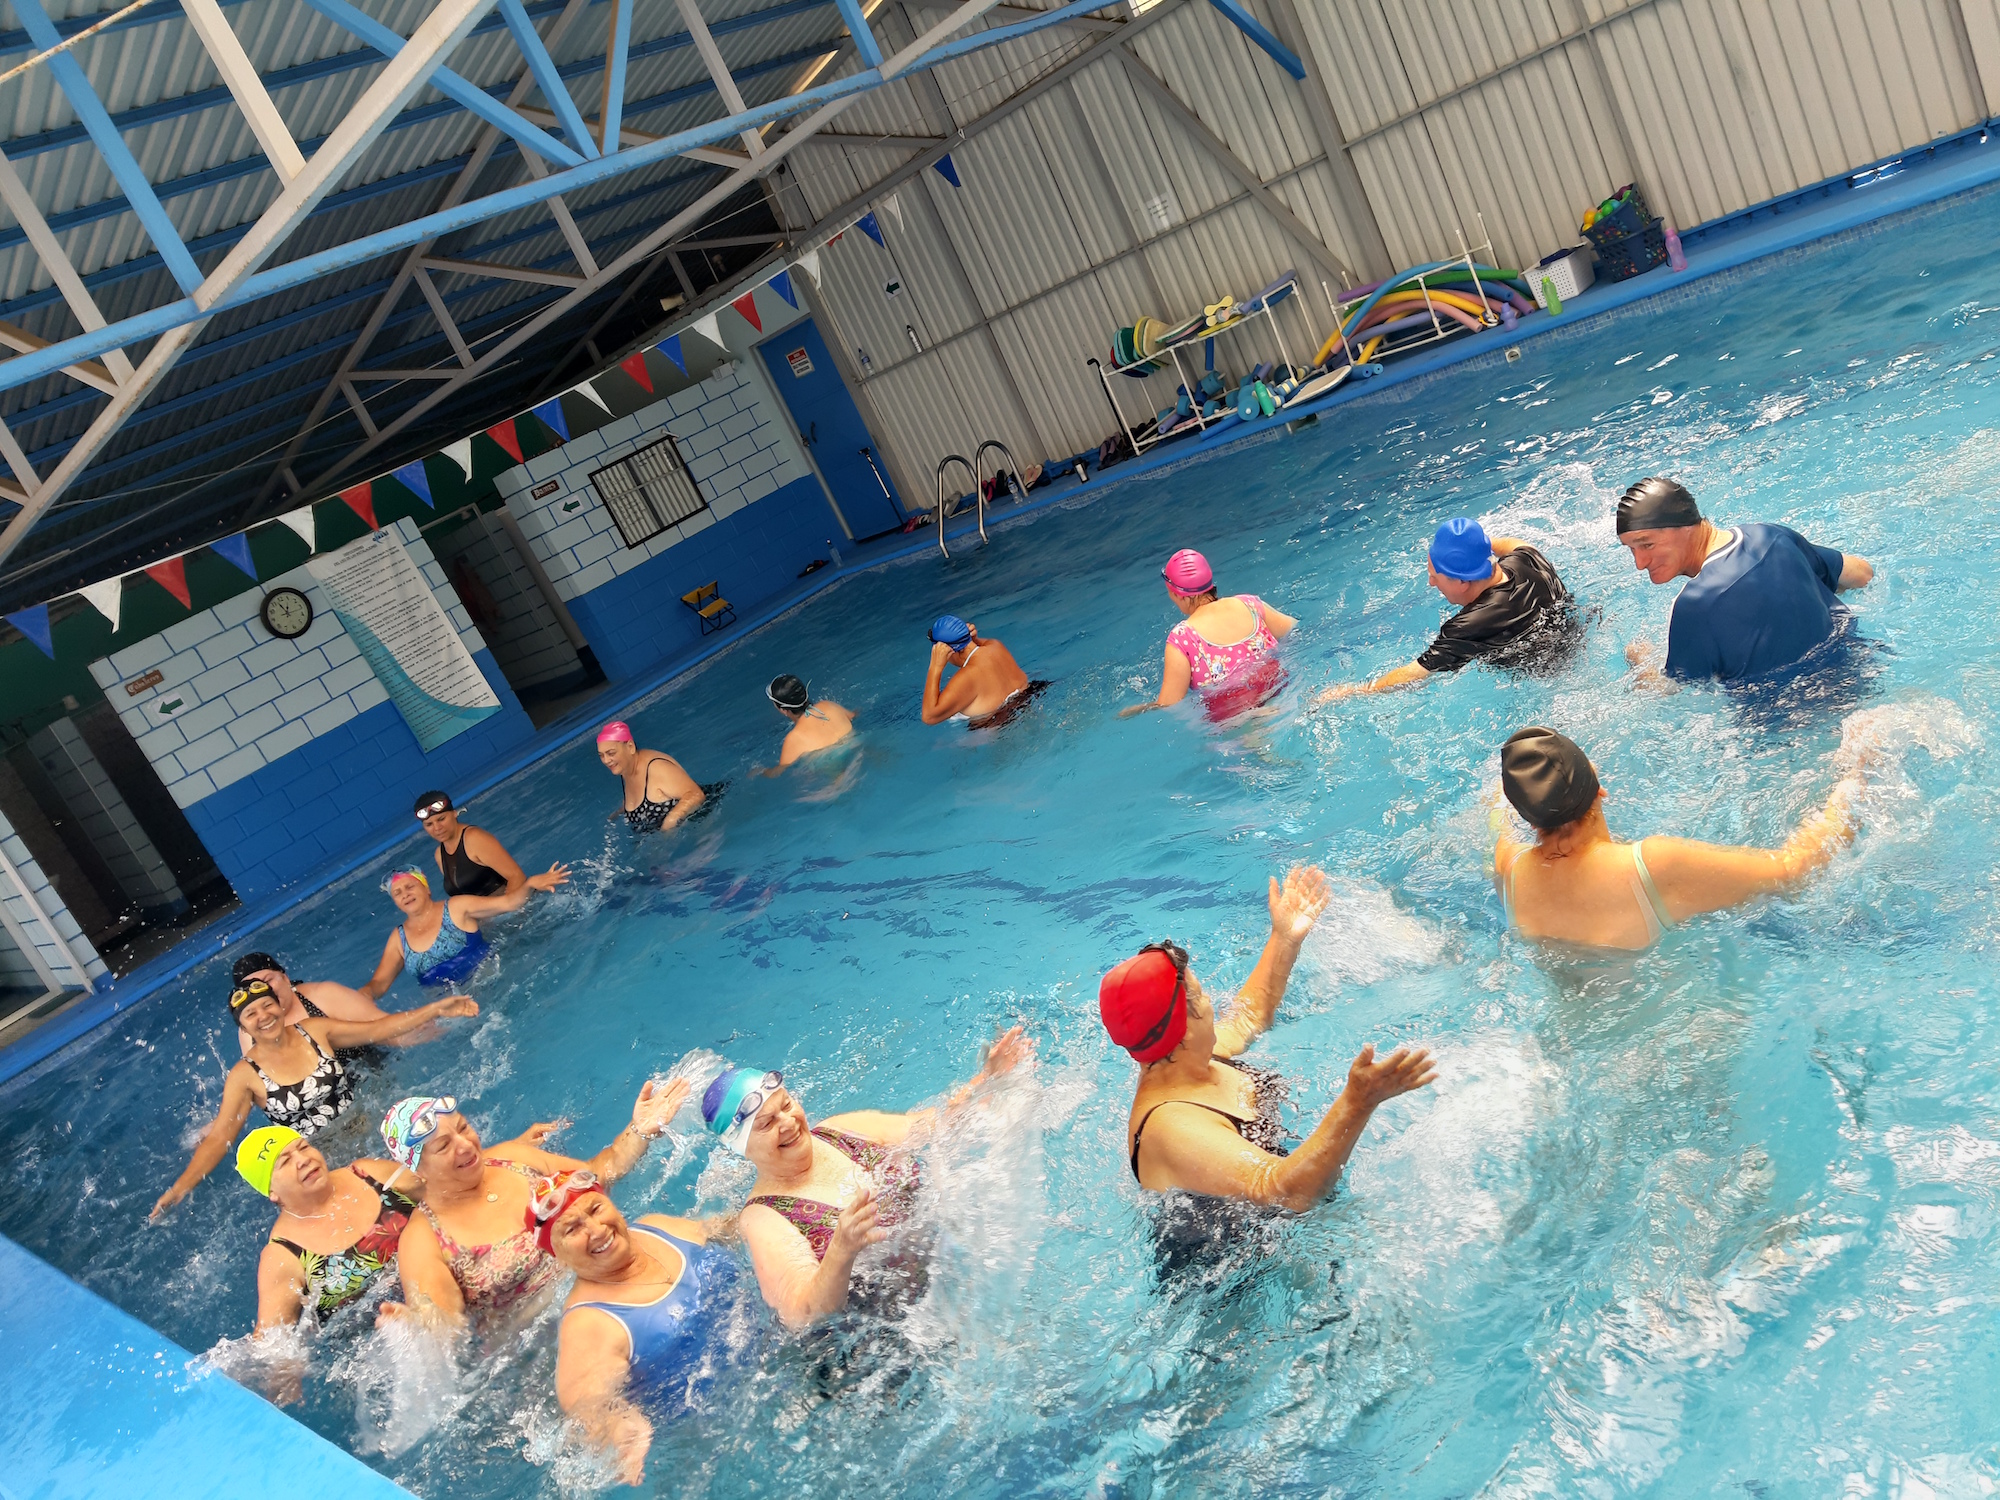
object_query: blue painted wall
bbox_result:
[180,646,535,902]
[565,474,838,683]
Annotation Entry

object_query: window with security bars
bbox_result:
[588,434,708,548]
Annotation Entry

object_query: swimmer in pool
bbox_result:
[380,1081,688,1331]
[920,615,1043,728]
[596,721,722,831]
[1102,865,1435,1210]
[1617,477,1873,684]
[1315,519,1575,701]
[229,951,388,1056]
[413,790,527,898]
[710,1028,1032,1327]
[1492,725,1867,949]
[537,1174,740,1485]
[1122,548,1296,719]
[360,861,567,998]
[758,674,854,773]
[151,980,478,1220]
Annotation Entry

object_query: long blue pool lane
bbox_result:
[6,147,2000,1497]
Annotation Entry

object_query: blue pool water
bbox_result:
[6,181,2000,1497]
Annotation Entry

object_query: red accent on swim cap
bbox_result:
[1098,949,1187,1063]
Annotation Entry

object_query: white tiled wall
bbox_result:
[86,520,488,810]
[0,806,109,990]
[492,361,815,602]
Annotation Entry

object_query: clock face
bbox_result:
[260,587,314,640]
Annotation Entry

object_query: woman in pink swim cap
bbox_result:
[595,721,719,834]
[1121,548,1296,721]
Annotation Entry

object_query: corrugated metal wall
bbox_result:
[779,0,1999,494]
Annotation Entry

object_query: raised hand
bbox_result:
[827,1184,886,1263]
[1268,864,1331,944]
[528,861,571,893]
[930,640,955,669]
[975,1025,1034,1084]
[1343,1043,1437,1110]
[631,1077,691,1140]
[521,1119,568,1148]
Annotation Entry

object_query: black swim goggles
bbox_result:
[1132,939,1191,1051]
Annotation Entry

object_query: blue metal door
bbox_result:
[759,321,904,539]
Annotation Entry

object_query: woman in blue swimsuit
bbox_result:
[360,861,569,997]
[532,1171,740,1486]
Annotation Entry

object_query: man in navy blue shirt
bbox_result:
[1617,477,1873,683]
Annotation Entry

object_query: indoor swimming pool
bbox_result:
[6,179,2000,1498]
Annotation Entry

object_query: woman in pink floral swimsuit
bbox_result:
[1122,548,1297,722]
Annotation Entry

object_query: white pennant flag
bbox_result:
[441,438,476,479]
[691,311,722,348]
[794,248,821,284]
[274,505,316,552]
[78,576,123,633]
[881,192,902,232]
[571,377,611,413]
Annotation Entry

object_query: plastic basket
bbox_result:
[1526,247,1594,308]
[1582,184,1652,250]
[1594,218,1668,282]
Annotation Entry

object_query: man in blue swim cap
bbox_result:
[1316,518,1576,702]
[920,613,1038,728]
[1616,477,1874,684]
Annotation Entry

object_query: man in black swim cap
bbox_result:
[758,674,855,773]
[1616,476,1873,684]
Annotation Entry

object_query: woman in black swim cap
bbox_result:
[1491,725,1869,949]
[759,674,854,773]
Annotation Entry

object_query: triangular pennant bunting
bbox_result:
[794,248,820,284]
[934,153,961,188]
[79,577,123,633]
[571,377,611,413]
[619,351,653,394]
[274,505,315,552]
[856,210,883,247]
[392,459,433,507]
[730,290,762,332]
[692,312,722,348]
[211,533,258,580]
[339,482,378,530]
[6,604,53,658]
[484,420,523,464]
[145,556,192,609]
[880,193,902,232]
[768,269,797,308]
[657,335,686,375]
[442,437,476,479]
[531,397,569,442]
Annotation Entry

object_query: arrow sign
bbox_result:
[561,499,582,513]
[159,698,185,716]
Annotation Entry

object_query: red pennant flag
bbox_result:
[619,351,653,394]
[731,291,762,332]
[339,482,378,530]
[144,556,191,609]
[484,419,523,463]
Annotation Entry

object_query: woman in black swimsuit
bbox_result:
[151,980,479,1220]
[595,721,723,833]
[413,790,526,897]
[1098,864,1436,1210]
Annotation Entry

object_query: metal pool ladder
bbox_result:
[935,441,1024,559]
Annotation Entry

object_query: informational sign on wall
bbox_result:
[306,529,500,751]
[786,346,813,377]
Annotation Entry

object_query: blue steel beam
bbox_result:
[0,0,1114,393]
[600,0,633,149]
[832,0,882,67]
[10,0,206,293]
[297,0,587,167]
[498,0,600,156]
[1201,0,1303,78]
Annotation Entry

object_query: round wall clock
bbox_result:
[260,586,314,640]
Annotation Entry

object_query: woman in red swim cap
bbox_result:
[1099,864,1435,1210]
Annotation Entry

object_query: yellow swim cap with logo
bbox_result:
[235,1125,303,1197]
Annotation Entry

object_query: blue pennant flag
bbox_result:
[656,334,686,375]
[857,210,884,247]
[531,398,569,442]
[768,269,797,309]
[211,533,258,579]
[934,153,961,188]
[6,604,53,659]
[392,459,434,506]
